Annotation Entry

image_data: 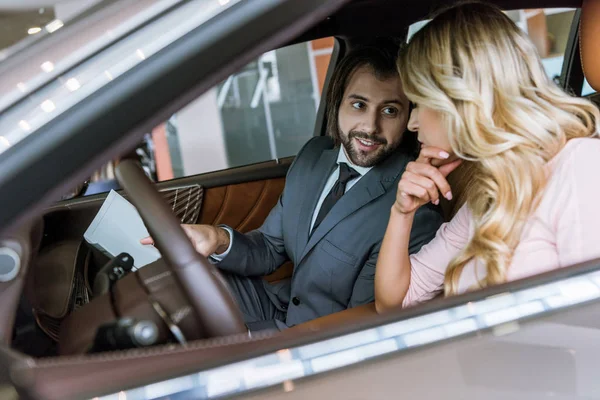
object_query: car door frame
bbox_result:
[560,8,586,95]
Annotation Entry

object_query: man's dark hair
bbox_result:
[325,40,403,145]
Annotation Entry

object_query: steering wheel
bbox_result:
[115,159,246,337]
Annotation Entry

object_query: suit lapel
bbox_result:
[295,148,338,258]
[297,149,409,264]
[298,176,384,263]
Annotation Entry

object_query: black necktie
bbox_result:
[312,162,360,233]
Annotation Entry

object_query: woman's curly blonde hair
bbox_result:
[398,2,600,294]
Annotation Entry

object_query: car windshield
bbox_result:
[0,0,241,156]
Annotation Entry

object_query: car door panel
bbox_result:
[45,177,286,237]
[27,161,293,345]
[43,158,293,245]
[199,178,285,232]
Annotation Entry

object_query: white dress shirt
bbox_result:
[211,147,372,262]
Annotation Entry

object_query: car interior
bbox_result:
[0,0,599,398]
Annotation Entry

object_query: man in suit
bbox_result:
[144,43,443,330]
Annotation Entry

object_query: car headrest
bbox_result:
[581,0,600,92]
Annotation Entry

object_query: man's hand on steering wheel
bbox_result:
[118,160,246,336]
[141,224,230,257]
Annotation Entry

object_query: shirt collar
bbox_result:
[337,147,372,176]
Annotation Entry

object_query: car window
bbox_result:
[84,38,334,192]
[408,8,578,85]
[582,78,595,97]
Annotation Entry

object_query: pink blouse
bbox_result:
[403,138,600,308]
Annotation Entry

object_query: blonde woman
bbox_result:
[375,2,600,313]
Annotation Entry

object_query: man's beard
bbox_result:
[339,129,399,167]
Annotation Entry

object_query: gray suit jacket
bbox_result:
[217,136,443,327]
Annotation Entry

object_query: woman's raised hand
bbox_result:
[394,146,462,214]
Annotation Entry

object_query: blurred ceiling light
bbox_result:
[45,19,64,33]
[18,120,31,131]
[136,49,146,60]
[41,99,56,113]
[28,27,42,35]
[219,0,230,4]
[65,78,81,92]
[104,70,114,81]
[0,136,10,150]
[16,82,27,93]
[40,61,54,72]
